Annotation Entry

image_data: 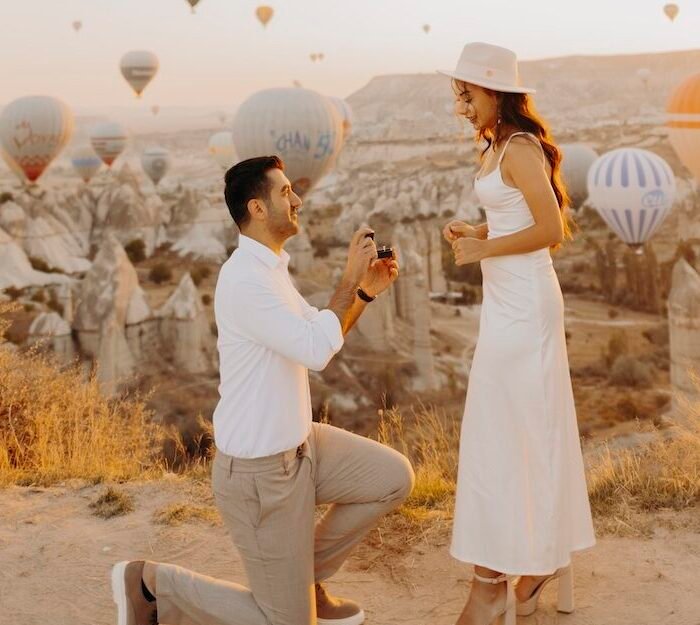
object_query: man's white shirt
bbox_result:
[212,234,344,458]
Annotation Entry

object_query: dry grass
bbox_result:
[0,304,163,487]
[587,387,700,525]
[375,405,458,514]
[89,486,135,519]
[153,503,220,526]
[1,301,698,539]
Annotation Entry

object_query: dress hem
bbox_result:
[449,538,597,576]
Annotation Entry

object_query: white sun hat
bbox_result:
[438,42,536,94]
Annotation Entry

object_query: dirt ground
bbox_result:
[1,479,699,625]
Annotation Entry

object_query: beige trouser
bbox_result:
[155,422,415,625]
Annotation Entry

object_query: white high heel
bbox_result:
[515,563,574,616]
[472,571,516,625]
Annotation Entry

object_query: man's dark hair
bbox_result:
[224,155,284,229]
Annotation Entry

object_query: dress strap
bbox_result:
[497,131,541,165]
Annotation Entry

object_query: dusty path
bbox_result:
[0,478,698,625]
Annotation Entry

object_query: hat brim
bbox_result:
[437,69,536,94]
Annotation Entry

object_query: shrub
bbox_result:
[201,294,212,306]
[608,308,619,319]
[602,330,629,368]
[124,239,146,264]
[149,262,172,284]
[89,487,135,519]
[610,355,653,388]
[191,265,212,287]
[4,287,22,300]
[30,289,46,304]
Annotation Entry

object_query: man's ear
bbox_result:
[247,198,267,222]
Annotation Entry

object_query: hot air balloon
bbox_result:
[151,105,160,116]
[120,50,159,98]
[663,3,679,21]
[186,0,201,13]
[587,148,676,251]
[328,96,353,142]
[0,96,74,184]
[72,20,82,32]
[318,53,325,62]
[256,5,274,27]
[637,68,651,89]
[423,24,431,34]
[71,144,102,183]
[560,144,598,210]
[90,121,128,168]
[667,73,700,183]
[141,146,171,186]
[208,131,237,170]
[310,53,318,63]
[216,111,227,126]
[232,87,343,197]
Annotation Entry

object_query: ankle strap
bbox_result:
[473,572,508,584]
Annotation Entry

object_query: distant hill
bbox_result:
[347,48,700,139]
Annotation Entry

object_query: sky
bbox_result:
[0,0,698,112]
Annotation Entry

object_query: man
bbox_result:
[112,156,415,625]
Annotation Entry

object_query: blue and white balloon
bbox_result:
[587,148,676,248]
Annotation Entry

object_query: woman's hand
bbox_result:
[443,220,476,243]
[452,237,489,265]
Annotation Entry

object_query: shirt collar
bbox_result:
[238,234,291,270]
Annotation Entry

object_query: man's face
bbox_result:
[263,168,303,240]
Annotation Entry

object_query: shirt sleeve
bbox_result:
[231,279,344,371]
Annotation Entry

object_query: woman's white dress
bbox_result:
[450,132,596,575]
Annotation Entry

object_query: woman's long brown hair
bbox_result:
[454,80,575,250]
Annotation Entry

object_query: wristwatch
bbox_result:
[357,287,376,303]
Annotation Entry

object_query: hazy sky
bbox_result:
[1,0,697,111]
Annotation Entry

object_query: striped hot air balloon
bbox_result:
[90,121,128,168]
[208,131,237,170]
[71,144,102,183]
[587,148,676,250]
[667,73,700,183]
[0,95,74,183]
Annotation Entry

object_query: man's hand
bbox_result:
[360,255,400,297]
[343,226,378,287]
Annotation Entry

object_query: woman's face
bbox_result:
[452,80,498,131]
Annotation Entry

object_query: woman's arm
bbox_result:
[483,138,563,258]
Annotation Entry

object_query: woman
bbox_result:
[437,43,596,625]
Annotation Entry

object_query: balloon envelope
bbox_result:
[151,105,160,116]
[208,131,237,170]
[72,20,82,32]
[120,50,159,98]
[664,3,679,21]
[423,24,431,33]
[232,87,343,197]
[666,73,700,183]
[561,144,598,209]
[71,144,102,183]
[0,95,74,183]
[587,148,676,247]
[256,5,274,26]
[637,68,651,87]
[186,0,201,12]
[90,121,128,167]
[141,146,171,185]
[328,96,353,142]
